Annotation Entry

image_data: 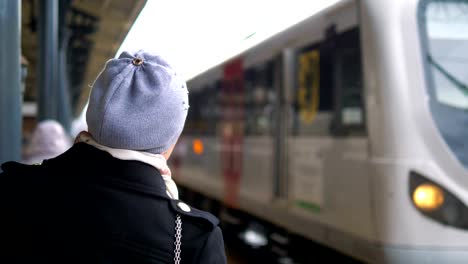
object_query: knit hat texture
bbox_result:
[86,50,189,154]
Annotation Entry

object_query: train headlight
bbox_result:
[409,171,468,230]
[412,184,444,211]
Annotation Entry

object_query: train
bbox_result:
[169,0,468,263]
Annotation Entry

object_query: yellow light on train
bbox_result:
[192,139,204,155]
[413,184,444,211]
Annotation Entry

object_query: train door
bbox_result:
[283,5,375,243]
[285,35,334,213]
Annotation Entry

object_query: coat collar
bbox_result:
[75,132,178,199]
[43,143,170,200]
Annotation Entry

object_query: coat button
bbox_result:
[177,202,191,212]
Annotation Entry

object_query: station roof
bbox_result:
[22,0,146,116]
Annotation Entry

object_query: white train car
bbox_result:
[171,0,468,262]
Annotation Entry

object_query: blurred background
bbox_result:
[2,0,468,263]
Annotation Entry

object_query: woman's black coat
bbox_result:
[0,143,227,264]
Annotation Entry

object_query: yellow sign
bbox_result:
[298,50,320,124]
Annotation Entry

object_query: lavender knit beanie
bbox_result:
[86,50,189,154]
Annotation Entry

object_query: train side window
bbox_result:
[291,28,365,137]
[244,62,276,136]
[331,28,366,136]
[185,89,200,134]
[185,82,220,136]
[203,84,218,135]
[244,68,256,135]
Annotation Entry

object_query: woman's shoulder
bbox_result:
[168,200,227,263]
[168,199,220,230]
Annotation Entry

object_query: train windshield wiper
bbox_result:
[427,54,468,97]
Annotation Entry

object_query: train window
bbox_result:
[331,28,366,136]
[291,27,365,137]
[244,62,276,136]
[185,88,202,135]
[185,83,220,136]
[244,69,256,135]
[420,0,468,109]
[419,0,468,168]
[203,84,219,135]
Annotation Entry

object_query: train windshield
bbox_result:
[420,0,468,168]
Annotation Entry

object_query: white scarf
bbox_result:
[76,132,179,200]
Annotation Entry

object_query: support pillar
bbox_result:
[0,1,22,166]
[56,33,72,132]
[56,0,72,132]
[38,0,58,121]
